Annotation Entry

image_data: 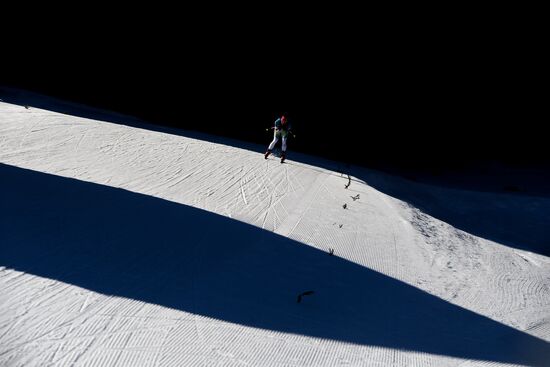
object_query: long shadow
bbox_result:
[1,164,548,365]
[2,86,549,257]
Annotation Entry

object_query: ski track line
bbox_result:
[0,281,72,343]
[239,164,264,208]
[98,130,130,155]
[260,181,276,230]
[32,295,117,342]
[273,167,327,237]
[374,193,418,281]
[74,126,95,153]
[267,166,294,230]
[152,325,173,367]
[69,301,161,366]
[256,162,288,231]
[275,171,328,238]
[253,165,275,226]
[0,295,104,359]
[16,118,44,150]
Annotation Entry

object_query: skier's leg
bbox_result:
[265,131,279,158]
[268,132,279,151]
[280,135,288,162]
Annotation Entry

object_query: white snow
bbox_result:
[1,90,549,366]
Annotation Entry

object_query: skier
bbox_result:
[264,115,292,163]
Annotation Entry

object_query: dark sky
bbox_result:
[1,17,544,170]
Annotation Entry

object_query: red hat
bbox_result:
[281,115,287,123]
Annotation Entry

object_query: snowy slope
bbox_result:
[1,92,549,366]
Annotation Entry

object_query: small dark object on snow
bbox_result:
[297,290,315,303]
[24,105,29,109]
[328,248,335,255]
[339,224,343,228]
[343,203,347,209]
[351,194,360,201]
[345,174,351,189]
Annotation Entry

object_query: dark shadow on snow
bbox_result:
[1,164,549,365]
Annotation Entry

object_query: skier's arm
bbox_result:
[290,126,296,138]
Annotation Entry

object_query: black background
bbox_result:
[1,9,545,172]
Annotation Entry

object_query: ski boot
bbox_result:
[280,151,286,163]
[264,149,272,159]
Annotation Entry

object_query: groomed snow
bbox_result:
[1,91,549,366]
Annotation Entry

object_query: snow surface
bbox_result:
[1,90,550,366]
